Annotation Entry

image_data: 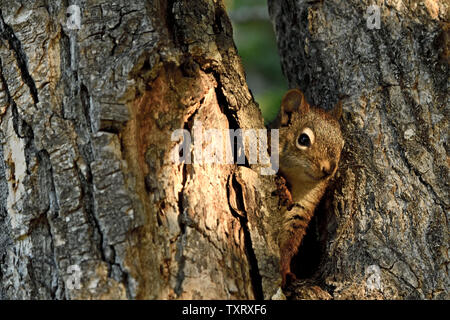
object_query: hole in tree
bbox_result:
[290,214,322,279]
[290,189,337,280]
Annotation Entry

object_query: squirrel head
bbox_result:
[278,89,344,186]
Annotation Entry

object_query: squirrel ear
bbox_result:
[280,89,309,126]
[329,99,343,120]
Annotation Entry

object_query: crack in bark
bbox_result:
[164,0,178,46]
[210,71,251,168]
[0,58,27,139]
[174,159,187,296]
[173,98,196,296]
[110,9,140,32]
[42,216,59,299]
[74,160,105,255]
[227,173,264,300]
[36,149,62,297]
[0,142,11,300]
[0,10,39,104]
[79,83,93,138]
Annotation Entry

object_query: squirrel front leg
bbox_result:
[279,206,314,287]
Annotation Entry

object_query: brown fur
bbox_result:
[272,89,344,287]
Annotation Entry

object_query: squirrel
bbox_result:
[269,89,344,287]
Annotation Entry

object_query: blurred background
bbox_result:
[225,0,287,124]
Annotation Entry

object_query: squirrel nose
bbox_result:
[320,160,334,176]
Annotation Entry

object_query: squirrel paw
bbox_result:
[281,271,297,288]
[275,176,294,210]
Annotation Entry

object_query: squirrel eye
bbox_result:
[296,128,315,150]
[298,134,310,146]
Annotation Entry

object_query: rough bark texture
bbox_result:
[269,0,449,299]
[0,0,282,299]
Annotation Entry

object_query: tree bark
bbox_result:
[0,0,282,299]
[269,0,448,299]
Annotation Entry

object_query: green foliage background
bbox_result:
[225,0,287,124]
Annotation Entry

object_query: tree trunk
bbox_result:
[0,0,282,299]
[268,0,448,299]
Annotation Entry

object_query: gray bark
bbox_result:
[269,0,449,299]
[0,0,282,299]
